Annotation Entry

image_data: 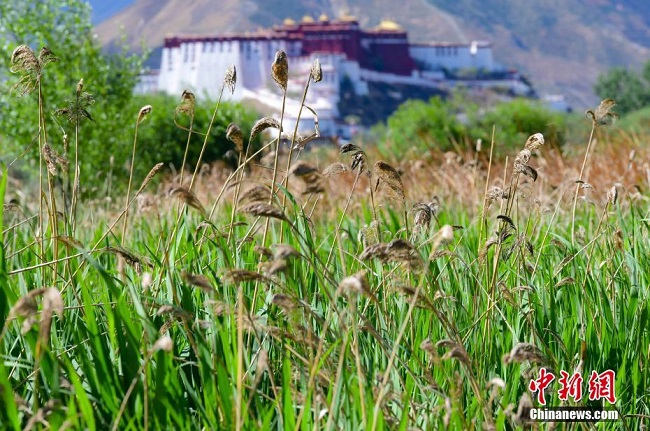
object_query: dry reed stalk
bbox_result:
[263,51,289,250]
[235,116,286,244]
[56,235,84,250]
[578,184,620,296]
[225,122,247,244]
[571,99,618,244]
[175,89,196,183]
[122,105,152,244]
[53,78,95,236]
[10,45,60,285]
[479,126,497,253]
[204,137,283,224]
[340,143,381,238]
[278,59,322,242]
[39,49,60,284]
[188,65,235,191]
[485,134,544,336]
[324,148,366,268]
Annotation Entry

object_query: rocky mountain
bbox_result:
[88,0,650,108]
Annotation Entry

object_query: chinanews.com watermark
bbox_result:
[524,368,619,423]
[525,407,619,422]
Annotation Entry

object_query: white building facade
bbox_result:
[156,17,531,136]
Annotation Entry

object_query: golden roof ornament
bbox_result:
[377,19,401,31]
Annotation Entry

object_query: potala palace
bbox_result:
[152,15,533,137]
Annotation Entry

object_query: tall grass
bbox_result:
[0,45,648,431]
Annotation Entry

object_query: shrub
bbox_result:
[380,96,566,159]
[382,97,466,156]
[127,93,259,180]
[468,98,566,155]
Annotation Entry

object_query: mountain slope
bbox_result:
[87,0,133,24]
[92,0,650,108]
[423,0,650,106]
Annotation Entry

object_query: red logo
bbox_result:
[529,368,555,405]
[528,369,617,406]
[588,370,617,404]
[558,371,583,402]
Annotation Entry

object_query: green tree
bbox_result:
[0,0,142,189]
[594,67,650,115]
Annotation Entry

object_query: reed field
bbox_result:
[1,46,649,430]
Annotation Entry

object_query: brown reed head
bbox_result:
[175,90,196,117]
[224,64,237,94]
[226,123,244,153]
[271,50,289,91]
[137,105,153,124]
[374,161,405,203]
[585,98,619,126]
[250,116,281,142]
[310,58,322,83]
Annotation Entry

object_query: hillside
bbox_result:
[89,0,650,108]
[88,0,133,24]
